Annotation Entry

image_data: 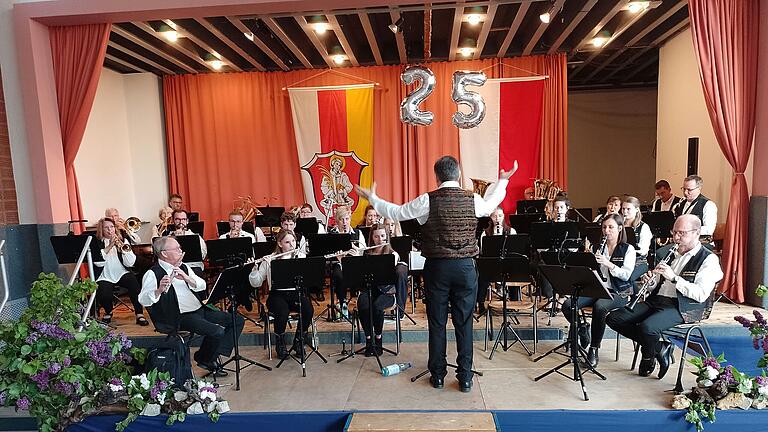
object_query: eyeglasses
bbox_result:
[670,229,698,236]
[681,186,700,192]
[174,218,188,222]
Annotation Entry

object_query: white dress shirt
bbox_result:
[139,259,207,313]
[633,223,653,257]
[95,238,136,283]
[653,195,680,212]
[678,200,718,236]
[597,244,636,290]
[367,179,509,224]
[219,230,257,244]
[656,243,724,302]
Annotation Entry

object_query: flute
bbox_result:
[323,242,389,259]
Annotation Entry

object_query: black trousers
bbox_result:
[394,263,408,310]
[179,306,245,364]
[331,263,350,302]
[424,257,477,382]
[606,296,683,358]
[562,294,628,348]
[267,292,314,335]
[358,288,395,338]
[96,272,143,315]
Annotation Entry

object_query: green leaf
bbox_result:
[21,363,37,375]
[74,332,86,342]
[19,345,32,356]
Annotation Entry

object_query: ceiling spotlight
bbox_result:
[591,31,611,48]
[539,1,556,23]
[466,14,483,26]
[161,30,179,42]
[209,60,224,70]
[388,17,404,34]
[312,22,330,34]
[244,31,255,42]
[458,47,474,57]
[332,54,347,65]
[627,1,651,13]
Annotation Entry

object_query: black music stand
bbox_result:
[206,263,271,390]
[389,236,417,326]
[533,265,611,401]
[516,199,547,214]
[336,254,397,370]
[400,219,422,246]
[296,218,320,236]
[481,234,529,257]
[643,211,675,266]
[187,221,204,237]
[531,221,581,250]
[207,237,253,267]
[508,213,546,234]
[51,234,102,265]
[174,235,204,262]
[477,254,532,358]
[256,207,285,239]
[581,223,601,249]
[216,221,256,236]
[188,212,200,222]
[253,241,277,259]
[271,257,328,376]
[306,233,353,323]
[475,217,491,239]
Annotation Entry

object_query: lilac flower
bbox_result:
[0,391,6,406]
[30,320,74,340]
[30,370,50,391]
[721,365,737,386]
[763,338,768,353]
[702,357,721,369]
[62,356,71,367]
[756,376,768,387]
[200,386,217,394]
[149,386,160,400]
[16,397,30,410]
[158,381,168,391]
[754,310,767,326]
[85,339,113,366]
[735,315,752,328]
[53,381,73,396]
[109,377,123,386]
[25,333,39,345]
[48,362,61,375]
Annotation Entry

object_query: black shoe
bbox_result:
[102,314,112,324]
[364,339,374,357]
[429,376,444,389]
[578,324,591,350]
[374,336,383,356]
[196,358,228,377]
[459,380,472,393]
[656,342,673,379]
[275,333,289,360]
[135,316,149,326]
[587,347,599,368]
[638,357,656,377]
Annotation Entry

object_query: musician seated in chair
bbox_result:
[171,209,207,278]
[139,237,244,377]
[94,218,147,326]
[219,210,263,243]
[593,196,622,224]
[151,206,173,239]
[562,214,636,368]
[356,205,381,229]
[356,224,407,356]
[329,205,366,317]
[299,203,327,234]
[279,212,308,253]
[248,230,313,360]
[606,215,723,379]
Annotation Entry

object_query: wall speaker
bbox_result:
[687,137,699,176]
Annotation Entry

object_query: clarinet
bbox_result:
[626,244,679,311]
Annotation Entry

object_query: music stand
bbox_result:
[481,234,529,257]
[256,207,285,238]
[477,254,533,358]
[253,241,277,259]
[533,265,611,401]
[475,217,491,239]
[580,223,601,249]
[643,211,675,266]
[306,233,353,322]
[174,235,204,262]
[188,212,200,222]
[206,263,271,389]
[207,238,253,267]
[336,254,397,370]
[50,235,99,327]
[530,221,580,250]
[508,213,546,234]
[516,199,547,214]
[271,257,328,376]
[296,218,320,236]
[400,219,422,245]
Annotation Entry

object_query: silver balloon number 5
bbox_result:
[399,66,436,126]
[451,71,487,129]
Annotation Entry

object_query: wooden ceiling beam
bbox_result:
[358,12,383,65]
[296,16,335,68]
[448,5,463,61]
[523,0,566,56]
[472,2,498,60]
[105,53,149,73]
[389,8,407,64]
[112,24,197,73]
[163,19,243,72]
[195,18,266,71]
[568,0,625,58]
[326,14,359,67]
[226,17,288,71]
[107,41,175,75]
[547,0,598,54]
[132,21,218,72]
[497,1,529,57]
[261,16,313,69]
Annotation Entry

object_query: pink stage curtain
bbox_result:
[49,24,111,231]
[689,0,759,302]
[163,56,567,235]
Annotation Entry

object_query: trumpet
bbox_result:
[626,244,679,311]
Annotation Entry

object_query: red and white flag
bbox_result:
[459,77,545,214]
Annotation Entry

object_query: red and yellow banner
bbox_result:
[289,84,374,225]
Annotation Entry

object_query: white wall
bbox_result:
[568,89,658,213]
[657,28,754,223]
[76,68,167,240]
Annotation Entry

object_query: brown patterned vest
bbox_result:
[420,188,478,258]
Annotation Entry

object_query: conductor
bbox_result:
[356,155,517,392]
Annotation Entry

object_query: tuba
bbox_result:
[470,178,491,197]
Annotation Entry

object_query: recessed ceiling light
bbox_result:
[591,35,609,48]
[466,14,483,26]
[458,47,474,57]
[313,22,330,34]
[209,60,224,70]
[161,30,179,42]
[332,54,346,65]
[244,31,255,41]
[627,1,651,13]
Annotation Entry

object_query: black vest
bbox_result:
[593,242,633,294]
[674,194,710,221]
[145,263,191,334]
[632,222,648,260]
[652,196,682,212]
[421,188,478,258]
[651,247,714,323]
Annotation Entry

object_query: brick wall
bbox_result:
[0,68,19,225]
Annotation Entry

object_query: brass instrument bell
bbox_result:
[125,216,142,233]
[470,178,492,197]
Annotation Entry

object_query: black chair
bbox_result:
[630,287,718,393]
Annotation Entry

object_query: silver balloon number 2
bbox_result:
[400,66,436,126]
[451,71,487,129]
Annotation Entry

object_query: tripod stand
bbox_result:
[533,265,610,400]
[306,233,354,323]
[207,264,272,390]
[271,257,328,377]
[336,254,397,370]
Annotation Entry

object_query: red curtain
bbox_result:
[689,0,759,302]
[49,24,111,231]
[163,56,567,237]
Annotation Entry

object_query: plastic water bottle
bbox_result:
[381,362,412,377]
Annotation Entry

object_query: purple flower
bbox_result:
[755,338,761,350]
[30,370,50,391]
[756,376,768,387]
[16,397,30,410]
[703,357,720,369]
[158,381,168,391]
[763,338,768,353]
[48,362,61,375]
[72,381,81,393]
[735,315,752,328]
[149,386,160,400]
[62,356,71,367]
[200,386,217,393]
[721,365,737,386]
[25,333,39,345]
[30,320,73,340]
[109,377,123,386]
[53,381,73,396]
[754,310,767,326]
[0,391,6,406]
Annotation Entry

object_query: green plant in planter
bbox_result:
[0,273,144,432]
